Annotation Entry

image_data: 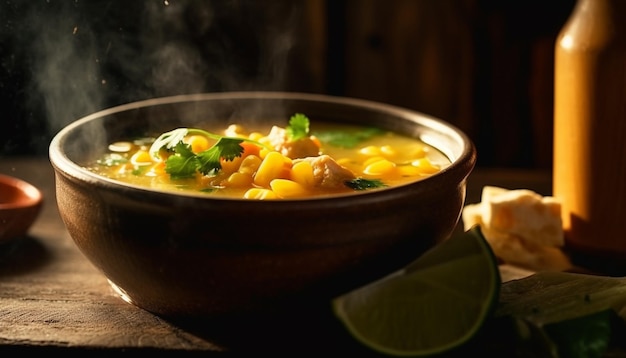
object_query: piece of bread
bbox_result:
[481,186,563,247]
[462,186,570,272]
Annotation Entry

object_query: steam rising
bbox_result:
[2,0,302,154]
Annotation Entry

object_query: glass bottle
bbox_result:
[553,0,626,258]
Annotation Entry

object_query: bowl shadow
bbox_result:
[0,235,52,276]
[160,301,377,354]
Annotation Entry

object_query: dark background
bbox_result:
[0,0,575,168]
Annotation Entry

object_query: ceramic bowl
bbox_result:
[48,92,476,334]
[0,174,43,244]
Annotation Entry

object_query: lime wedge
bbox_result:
[332,225,500,356]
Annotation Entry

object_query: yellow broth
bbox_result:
[86,121,450,199]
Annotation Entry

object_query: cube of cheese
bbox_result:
[481,187,563,247]
[461,186,570,272]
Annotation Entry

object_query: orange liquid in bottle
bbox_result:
[553,0,626,257]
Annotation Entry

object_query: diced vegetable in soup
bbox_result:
[87,114,450,199]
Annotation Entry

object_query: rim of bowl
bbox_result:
[0,174,43,210]
[49,91,477,203]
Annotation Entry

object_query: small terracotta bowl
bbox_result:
[0,174,43,243]
[49,92,476,333]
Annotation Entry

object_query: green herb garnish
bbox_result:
[345,178,387,190]
[313,127,383,148]
[286,113,310,141]
[149,128,261,179]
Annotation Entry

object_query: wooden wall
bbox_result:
[293,0,576,169]
[0,0,575,169]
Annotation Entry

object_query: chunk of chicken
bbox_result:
[266,126,320,159]
[295,155,356,189]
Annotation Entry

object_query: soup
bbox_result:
[86,113,450,199]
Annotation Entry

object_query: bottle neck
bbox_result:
[571,0,626,24]
[560,0,626,49]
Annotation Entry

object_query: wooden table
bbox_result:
[0,156,560,355]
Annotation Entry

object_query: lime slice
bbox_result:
[332,225,500,356]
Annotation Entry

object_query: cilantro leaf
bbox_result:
[215,137,246,161]
[195,146,222,175]
[195,137,244,175]
[165,142,199,179]
[286,113,310,141]
[313,127,384,148]
[345,178,387,190]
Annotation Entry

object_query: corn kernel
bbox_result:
[363,156,387,167]
[243,188,278,200]
[397,165,422,177]
[259,147,271,159]
[238,155,262,175]
[290,161,316,187]
[363,159,396,176]
[226,172,253,187]
[130,150,153,166]
[248,132,264,141]
[380,145,396,158]
[185,135,211,153]
[359,145,381,156]
[410,145,428,158]
[254,151,289,187]
[412,158,441,174]
[270,179,309,198]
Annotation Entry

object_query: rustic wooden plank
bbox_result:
[342,0,477,141]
